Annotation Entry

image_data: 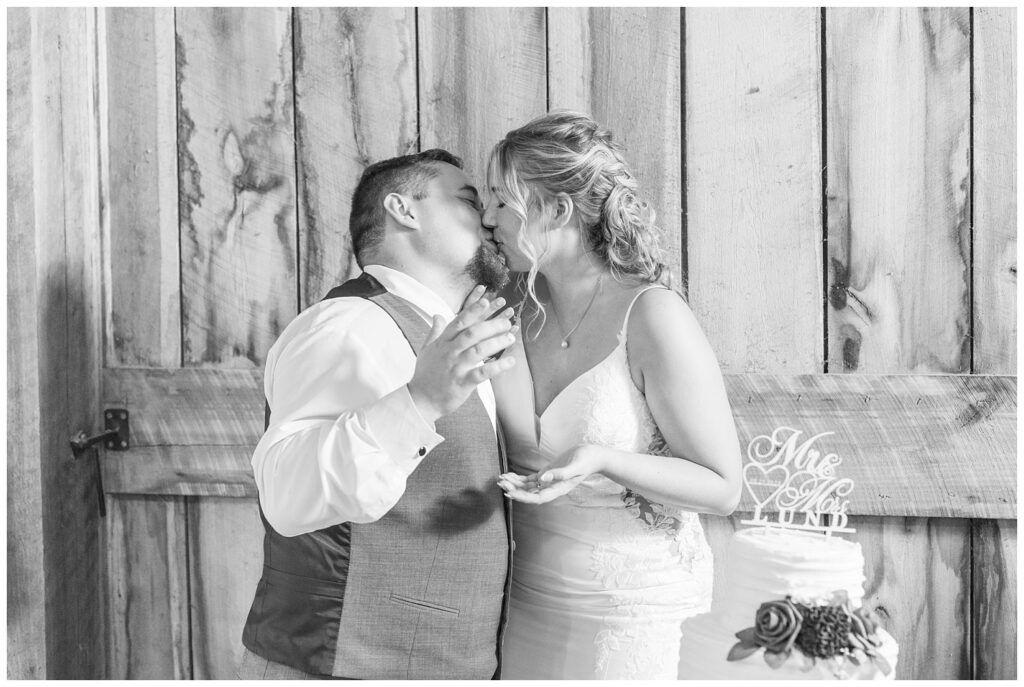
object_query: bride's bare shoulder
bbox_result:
[626,285,711,360]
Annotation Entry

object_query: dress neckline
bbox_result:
[524,284,666,422]
[528,340,626,422]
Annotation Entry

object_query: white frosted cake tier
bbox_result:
[713,528,867,630]
[678,528,899,680]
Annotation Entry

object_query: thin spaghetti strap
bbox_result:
[618,285,669,343]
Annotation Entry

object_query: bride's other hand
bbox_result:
[497,444,602,504]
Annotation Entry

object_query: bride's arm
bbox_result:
[499,288,742,515]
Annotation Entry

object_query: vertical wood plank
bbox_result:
[855,516,972,679]
[7,7,47,678]
[7,7,108,678]
[973,8,1017,374]
[105,8,180,367]
[826,8,971,373]
[294,8,418,307]
[106,497,190,679]
[177,8,297,368]
[548,8,683,286]
[188,498,265,679]
[418,7,547,183]
[972,519,1017,679]
[685,8,823,373]
[827,10,976,680]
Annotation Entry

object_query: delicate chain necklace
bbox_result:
[552,273,603,349]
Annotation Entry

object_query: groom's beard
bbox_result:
[465,243,510,293]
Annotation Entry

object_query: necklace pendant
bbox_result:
[560,340,569,349]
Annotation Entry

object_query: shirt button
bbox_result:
[417,447,426,457]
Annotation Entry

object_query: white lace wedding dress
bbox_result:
[496,288,714,680]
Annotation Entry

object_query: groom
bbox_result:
[239,149,515,679]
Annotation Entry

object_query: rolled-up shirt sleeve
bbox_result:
[253,301,443,536]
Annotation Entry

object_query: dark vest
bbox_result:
[242,273,512,678]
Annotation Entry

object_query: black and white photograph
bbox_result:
[7,5,1017,680]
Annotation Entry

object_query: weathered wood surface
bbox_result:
[548,8,683,286]
[7,7,47,678]
[7,7,107,679]
[188,499,265,679]
[700,514,972,679]
[826,8,971,374]
[972,518,1017,679]
[685,8,823,373]
[103,367,263,445]
[105,8,180,367]
[106,497,190,679]
[103,446,256,497]
[418,7,547,184]
[102,367,261,495]
[100,368,1015,518]
[728,373,1016,517]
[294,8,418,308]
[176,8,297,368]
[973,8,1017,375]
[857,516,972,679]
[969,18,1018,651]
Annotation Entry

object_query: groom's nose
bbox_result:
[481,203,496,229]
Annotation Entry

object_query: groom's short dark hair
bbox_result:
[349,149,463,265]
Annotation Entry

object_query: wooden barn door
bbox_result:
[99,8,290,678]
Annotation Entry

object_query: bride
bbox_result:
[485,111,742,679]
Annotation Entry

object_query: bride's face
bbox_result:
[482,186,548,273]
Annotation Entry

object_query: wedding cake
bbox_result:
[678,427,899,680]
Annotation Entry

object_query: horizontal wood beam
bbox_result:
[101,368,1016,518]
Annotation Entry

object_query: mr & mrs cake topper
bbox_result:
[740,426,856,536]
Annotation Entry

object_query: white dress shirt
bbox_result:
[252,264,497,537]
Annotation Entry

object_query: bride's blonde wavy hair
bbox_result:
[486,111,672,335]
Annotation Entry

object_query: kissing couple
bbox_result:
[236,111,742,680]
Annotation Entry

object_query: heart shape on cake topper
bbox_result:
[742,461,790,517]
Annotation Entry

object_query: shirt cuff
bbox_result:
[363,384,444,469]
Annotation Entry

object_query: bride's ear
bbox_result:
[383,193,419,230]
[550,194,574,230]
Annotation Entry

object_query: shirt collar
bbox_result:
[363,264,456,323]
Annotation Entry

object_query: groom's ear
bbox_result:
[383,192,419,230]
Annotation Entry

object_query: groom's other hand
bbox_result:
[408,285,516,424]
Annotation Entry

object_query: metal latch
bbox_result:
[69,408,129,518]
[70,408,130,457]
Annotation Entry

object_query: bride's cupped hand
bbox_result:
[497,444,602,504]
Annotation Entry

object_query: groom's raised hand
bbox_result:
[408,285,517,425]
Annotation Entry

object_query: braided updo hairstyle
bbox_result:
[487,111,672,332]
